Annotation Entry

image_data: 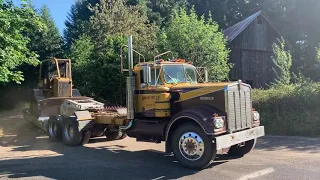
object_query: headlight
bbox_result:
[253,111,260,121]
[214,117,224,129]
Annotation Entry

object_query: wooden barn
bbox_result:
[223,11,292,88]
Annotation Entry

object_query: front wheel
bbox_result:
[227,139,257,157]
[171,123,216,169]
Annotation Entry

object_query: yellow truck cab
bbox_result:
[125,54,265,169]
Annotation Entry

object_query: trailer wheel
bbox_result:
[80,130,91,145]
[171,123,216,169]
[106,131,123,141]
[48,117,62,141]
[228,139,256,157]
[62,117,82,146]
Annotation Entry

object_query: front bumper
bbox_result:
[215,126,265,150]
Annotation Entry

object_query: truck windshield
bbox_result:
[163,65,197,84]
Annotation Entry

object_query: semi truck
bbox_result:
[23,36,265,169]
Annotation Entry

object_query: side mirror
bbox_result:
[204,69,208,83]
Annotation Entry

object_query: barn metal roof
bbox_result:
[223,11,262,42]
[223,11,293,49]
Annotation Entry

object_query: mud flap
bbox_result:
[78,120,94,132]
[74,111,94,132]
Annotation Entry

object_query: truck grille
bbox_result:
[226,83,252,132]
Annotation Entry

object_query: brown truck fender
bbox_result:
[164,106,222,153]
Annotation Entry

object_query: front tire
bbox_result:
[171,123,216,169]
[228,139,257,157]
[48,116,62,141]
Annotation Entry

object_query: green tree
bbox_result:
[64,0,99,48]
[188,0,228,28]
[0,1,44,84]
[272,38,292,85]
[317,47,320,63]
[30,5,63,60]
[141,0,188,26]
[69,35,94,94]
[90,0,158,58]
[163,8,231,81]
[69,0,159,103]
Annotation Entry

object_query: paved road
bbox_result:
[1,115,320,180]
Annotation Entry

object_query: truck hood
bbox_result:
[169,82,233,93]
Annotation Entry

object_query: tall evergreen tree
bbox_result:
[64,0,99,48]
[24,5,63,83]
[29,5,63,60]
[140,0,188,26]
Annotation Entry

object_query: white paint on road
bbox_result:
[0,173,26,178]
[238,168,275,180]
[151,176,166,180]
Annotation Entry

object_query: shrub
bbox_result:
[271,37,292,85]
[253,82,320,137]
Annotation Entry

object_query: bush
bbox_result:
[253,82,320,137]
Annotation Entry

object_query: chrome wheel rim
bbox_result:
[179,132,204,161]
[64,124,74,140]
[49,122,57,136]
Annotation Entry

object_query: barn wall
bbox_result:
[228,15,282,88]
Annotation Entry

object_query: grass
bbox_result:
[253,82,320,137]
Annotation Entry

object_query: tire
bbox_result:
[171,123,216,169]
[90,130,104,138]
[228,139,257,157]
[119,133,127,139]
[48,116,62,141]
[80,130,91,145]
[105,131,123,141]
[62,117,83,146]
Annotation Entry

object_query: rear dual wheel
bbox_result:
[48,117,62,141]
[105,131,127,141]
[48,117,91,146]
[62,117,91,146]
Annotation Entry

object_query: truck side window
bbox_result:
[140,70,144,83]
[150,69,162,86]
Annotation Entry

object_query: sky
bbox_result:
[13,0,75,35]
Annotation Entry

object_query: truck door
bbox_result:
[135,64,169,118]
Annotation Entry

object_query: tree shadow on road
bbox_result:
[255,136,320,153]
[0,115,229,180]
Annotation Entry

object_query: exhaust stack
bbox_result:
[126,36,135,120]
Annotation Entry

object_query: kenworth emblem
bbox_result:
[200,97,214,101]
